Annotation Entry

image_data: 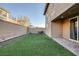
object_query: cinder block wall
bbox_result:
[29,28,45,34]
[0,20,27,42]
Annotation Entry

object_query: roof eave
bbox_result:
[43,3,49,15]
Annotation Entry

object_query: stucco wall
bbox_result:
[0,20,27,42]
[51,20,63,38]
[46,3,75,21]
[45,15,52,37]
[45,3,75,37]
[51,19,70,39]
[62,19,70,39]
[45,22,52,37]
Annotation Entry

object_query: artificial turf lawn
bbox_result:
[0,33,75,56]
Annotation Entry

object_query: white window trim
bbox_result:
[69,16,79,43]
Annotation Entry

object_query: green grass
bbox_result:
[0,33,75,56]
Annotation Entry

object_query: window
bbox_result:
[70,18,78,41]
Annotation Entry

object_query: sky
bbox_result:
[0,3,45,27]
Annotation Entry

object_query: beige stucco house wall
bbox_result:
[45,18,52,37]
[44,3,75,37]
[44,3,79,42]
[51,19,70,39]
[62,19,70,39]
[51,20,63,38]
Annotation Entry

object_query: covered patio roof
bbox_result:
[52,3,79,21]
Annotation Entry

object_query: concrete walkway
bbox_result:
[52,37,79,56]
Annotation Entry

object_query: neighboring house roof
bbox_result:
[0,7,30,27]
[43,3,49,15]
[0,7,9,13]
[16,16,30,27]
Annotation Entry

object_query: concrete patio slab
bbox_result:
[52,37,79,56]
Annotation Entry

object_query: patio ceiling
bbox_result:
[53,4,79,21]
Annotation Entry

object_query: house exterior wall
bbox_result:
[45,22,51,37]
[0,8,9,20]
[44,4,53,37]
[16,16,30,27]
[45,3,75,38]
[62,19,70,39]
[0,8,8,17]
[0,20,27,42]
[45,3,75,21]
[51,19,70,39]
[51,20,63,38]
